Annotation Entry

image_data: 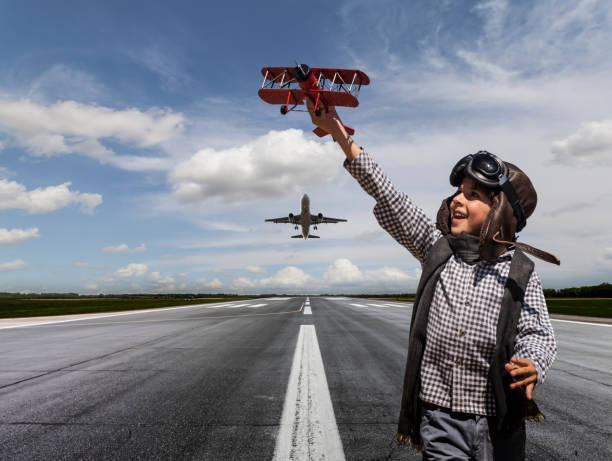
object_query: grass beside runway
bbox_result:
[367,297,612,319]
[0,297,253,318]
[545,298,612,318]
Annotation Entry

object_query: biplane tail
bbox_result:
[313,125,355,138]
[291,234,303,239]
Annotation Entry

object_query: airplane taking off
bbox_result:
[265,194,346,239]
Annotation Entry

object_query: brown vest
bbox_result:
[395,236,543,450]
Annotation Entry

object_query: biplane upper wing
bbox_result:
[310,214,347,224]
[265,215,300,224]
[260,67,370,86]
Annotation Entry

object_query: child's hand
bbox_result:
[304,96,344,137]
[505,357,537,399]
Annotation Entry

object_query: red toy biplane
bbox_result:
[258,64,370,137]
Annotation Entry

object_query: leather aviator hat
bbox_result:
[436,151,560,265]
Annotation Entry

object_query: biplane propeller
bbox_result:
[258,63,370,137]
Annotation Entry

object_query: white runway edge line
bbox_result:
[274,325,345,461]
[304,297,312,315]
[550,318,612,327]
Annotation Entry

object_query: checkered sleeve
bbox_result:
[513,271,557,386]
[344,150,442,264]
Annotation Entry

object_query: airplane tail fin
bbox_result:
[308,234,320,239]
[313,125,354,138]
[291,234,304,239]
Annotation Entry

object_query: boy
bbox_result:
[305,98,558,460]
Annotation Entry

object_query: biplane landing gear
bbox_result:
[314,107,322,117]
[314,226,318,230]
[280,106,288,115]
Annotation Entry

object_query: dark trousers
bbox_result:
[420,402,526,461]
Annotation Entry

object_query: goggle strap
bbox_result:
[499,176,526,231]
[493,232,560,265]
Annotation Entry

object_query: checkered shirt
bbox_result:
[345,150,557,416]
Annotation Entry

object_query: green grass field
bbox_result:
[545,298,612,318]
[0,297,252,319]
[371,297,612,319]
[1,297,610,319]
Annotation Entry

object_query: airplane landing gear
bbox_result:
[280,106,288,115]
[314,107,322,117]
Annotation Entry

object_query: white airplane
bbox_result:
[265,194,347,239]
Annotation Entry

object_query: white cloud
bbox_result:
[0,259,27,272]
[102,243,146,254]
[323,258,419,288]
[114,263,148,278]
[169,129,341,203]
[245,265,267,274]
[231,266,313,292]
[83,283,99,292]
[150,271,175,284]
[551,119,612,165]
[0,179,102,214]
[0,227,39,247]
[0,99,184,169]
[323,258,363,284]
[195,278,223,289]
[73,262,113,269]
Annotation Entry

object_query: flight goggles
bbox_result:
[450,151,527,232]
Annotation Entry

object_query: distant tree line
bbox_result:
[542,282,612,298]
[1,283,609,299]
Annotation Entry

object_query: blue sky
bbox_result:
[1,0,611,294]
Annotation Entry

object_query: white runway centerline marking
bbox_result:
[274,325,345,461]
[248,303,267,308]
[349,303,366,307]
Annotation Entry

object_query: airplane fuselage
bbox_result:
[300,194,310,238]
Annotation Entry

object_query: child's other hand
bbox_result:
[505,357,537,400]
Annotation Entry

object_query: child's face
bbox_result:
[450,177,493,236]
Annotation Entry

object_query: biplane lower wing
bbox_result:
[257,89,359,108]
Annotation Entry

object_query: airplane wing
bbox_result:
[265,214,301,224]
[259,67,370,86]
[310,214,347,224]
[258,88,358,108]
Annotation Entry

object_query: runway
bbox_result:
[0,297,610,460]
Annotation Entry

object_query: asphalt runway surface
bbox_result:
[0,297,610,460]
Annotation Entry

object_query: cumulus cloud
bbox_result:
[0,259,27,272]
[551,119,612,165]
[323,258,419,287]
[245,265,267,274]
[73,262,113,269]
[169,129,340,203]
[102,243,146,253]
[0,179,102,214]
[324,258,363,284]
[0,99,184,170]
[195,278,224,289]
[0,227,39,247]
[231,266,313,291]
[114,263,148,278]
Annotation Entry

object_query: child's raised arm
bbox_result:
[305,98,442,264]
